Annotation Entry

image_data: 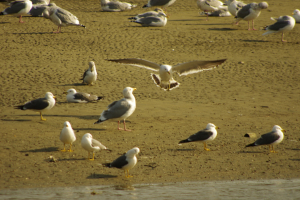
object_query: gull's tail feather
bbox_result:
[179,139,189,144]
[245,142,256,147]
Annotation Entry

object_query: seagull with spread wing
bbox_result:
[107,58,226,91]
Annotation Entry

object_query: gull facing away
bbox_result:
[104,147,140,178]
[262,15,296,42]
[60,121,76,152]
[0,0,32,23]
[179,123,219,151]
[226,0,245,17]
[197,0,227,20]
[42,3,85,33]
[131,12,167,27]
[235,2,268,30]
[129,8,164,20]
[94,87,136,131]
[81,133,108,161]
[107,58,227,91]
[101,0,137,12]
[293,9,300,23]
[64,88,104,103]
[15,92,56,121]
[142,0,176,11]
[246,125,285,153]
[80,61,97,85]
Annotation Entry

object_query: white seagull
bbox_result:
[226,0,245,17]
[292,9,300,23]
[64,88,104,103]
[81,133,108,161]
[142,0,176,11]
[246,125,285,153]
[101,0,137,12]
[0,0,32,23]
[94,87,136,131]
[179,123,219,151]
[15,92,56,121]
[107,58,226,91]
[104,147,140,178]
[197,0,227,20]
[60,121,76,152]
[131,11,167,27]
[129,8,164,20]
[80,61,97,85]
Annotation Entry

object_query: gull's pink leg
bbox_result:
[53,26,61,33]
[281,33,287,42]
[118,120,123,130]
[247,21,251,30]
[19,15,24,23]
[123,120,131,131]
[252,20,257,30]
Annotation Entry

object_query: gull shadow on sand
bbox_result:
[87,173,117,179]
[169,19,201,22]
[12,32,53,35]
[242,39,268,43]
[238,150,266,153]
[75,128,106,131]
[0,22,10,24]
[19,147,59,153]
[1,119,31,122]
[59,158,86,161]
[290,159,300,161]
[17,114,98,120]
[208,28,237,31]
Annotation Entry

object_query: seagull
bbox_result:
[28,3,49,17]
[0,0,32,23]
[131,12,167,27]
[107,58,227,91]
[64,88,104,103]
[94,87,136,131]
[292,9,300,23]
[226,0,245,17]
[262,15,296,42]
[104,147,140,178]
[179,123,219,151]
[200,9,231,17]
[42,3,85,33]
[235,2,268,30]
[129,8,164,20]
[197,0,227,20]
[60,121,76,152]
[142,0,176,11]
[15,92,56,121]
[80,61,97,85]
[246,125,285,153]
[81,133,108,161]
[101,0,137,12]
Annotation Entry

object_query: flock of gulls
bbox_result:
[0,0,294,178]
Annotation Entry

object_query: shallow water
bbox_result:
[1,179,300,200]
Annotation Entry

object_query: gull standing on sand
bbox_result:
[179,123,219,151]
[235,2,268,30]
[107,58,226,91]
[94,87,136,131]
[0,0,32,23]
[226,0,245,17]
[129,8,164,20]
[60,121,76,152]
[15,92,56,121]
[197,0,227,20]
[81,133,108,161]
[104,147,140,178]
[292,9,300,23]
[81,61,97,85]
[262,15,295,42]
[64,88,104,103]
[246,125,285,153]
[42,3,85,33]
[142,0,176,11]
[101,0,137,12]
[131,12,167,27]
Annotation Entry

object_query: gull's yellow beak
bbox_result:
[133,88,137,91]
[282,129,286,132]
[216,126,220,129]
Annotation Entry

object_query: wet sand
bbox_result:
[0,0,300,190]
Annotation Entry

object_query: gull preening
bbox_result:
[107,58,227,91]
[42,3,85,33]
[235,2,268,30]
[94,87,137,131]
[179,123,219,151]
[15,92,56,121]
[28,3,50,17]
[131,12,167,27]
[64,88,104,103]
[246,125,285,153]
[101,0,137,12]
[60,121,76,152]
[0,0,32,23]
[104,147,140,178]
[81,61,97,85]
[262,15,296,42]
[81,133,108,161]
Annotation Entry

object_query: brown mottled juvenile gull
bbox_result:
[80,61,97,85]
[15,92,56,121]
[104,147,140,178]
[60,121,76,152]
[0,0,32,23]
[262,15,296,42]
[107,58,227,91]
[246,125,285,153]
[81,133,108,161]
[94,87,136,131]
[131,11,167,27]
[64,88,104,103]
[101,0,137,12]
[142,0,176,10]
[179,123,219,151]
[42,3,85,33]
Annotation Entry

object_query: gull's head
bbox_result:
[45,92,55,99]
[293,9,300,15]
[64,88,76,95]
[126,147,140,157]
[154,8,164,12]
[272,125,286,133]
[123,87,137,97]
[258,2,268,9]
[63,121,71,128]
[206,123,219,130]
[158,12,168,18]
[160,65,172,75]
[89,61,96,72]
[83,133,93,139]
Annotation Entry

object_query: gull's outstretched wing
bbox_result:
[107,58,161,71]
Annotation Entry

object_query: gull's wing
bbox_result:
[187,129,213,142]
[255,131,280,145]
[110,154,128,169]
[55,8,78,25]
[107,58,160,71]
[236,3,251,19]
[102,99,132,119]
[19,98,49,110]
[74,92,99,102]
[92,139,107,150]
[266,20,292,31]
[172,59,227,76]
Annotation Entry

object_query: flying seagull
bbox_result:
[81,133,108,161]
[15,92,56,121]
[60,121,76,152]
[104,147,140,178]
[64,88,103,103]
[94,87,136,131]
[179,123,219,151]
[80,61,97,85]
[0,0,32,23]
[246,125,285,153]
[107,58,226,91]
